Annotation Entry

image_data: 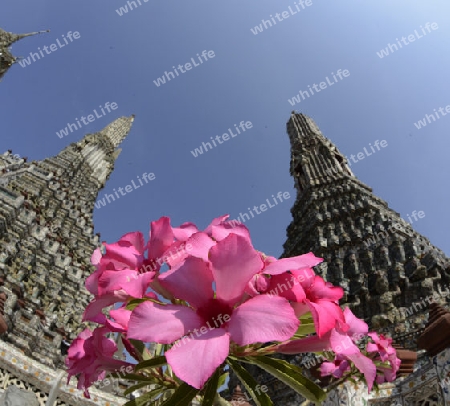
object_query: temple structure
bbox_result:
[0,116,135,404]
[283,112,450,341]
[0,27,48,81]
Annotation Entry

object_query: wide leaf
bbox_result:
[240,356,326,403]
[123,386,166,406]
[201,368,220,406]
[124,382,157,396]
[135,356,167,371]
[227,357,273,406]
[159,382,200,406]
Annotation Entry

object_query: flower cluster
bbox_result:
[316,318,400,387]
[66,215,400,402]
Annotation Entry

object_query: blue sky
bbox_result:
[2,0,450,258]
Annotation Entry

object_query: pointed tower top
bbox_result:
[50,115,135,187]
[0,27,49,47]
[96,114,135,149]
[0,27,49,82]
[286,112,354,195]
[288,111,322,139]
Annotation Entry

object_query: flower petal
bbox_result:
[346,352,377,392]
[165,328,230,389]
[307,276,343,302]
[228,295,299,346]
[98,269,139,296]
[277,333,332,354]
[263,253,323,275]
[103,232,145,270]
[305,300,345,337]
[210,222,251,242]
[83,291,129,323]
[106,308,132,332]
[159,257,214,309]
[343,307,368,340]
[91,248,102,266]
[330,329,360,356]
[172,222,199,241]
[203,214,230,235]
[128,302,203,344]
[186,232,216,262]
[210,234,263,306]
[267,273,306,302]
[148,216,174,259]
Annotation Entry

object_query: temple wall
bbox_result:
[0,339,123,405]
[323,347,450,406]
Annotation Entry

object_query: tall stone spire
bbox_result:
[0,116,134,367]
[0,27,49,81]
[283,112,450,342]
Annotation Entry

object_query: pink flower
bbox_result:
[375,352,401,383]
[86,217,175,299]
[246,252,322,297]
[367,332,396,362]
[85,232,146,296]
[243,253,344,338]
[127,234,300,389]
[66,327,131,397]
[366,332,400,384]
[166,214,252,267]
[277,308,377,391]
[291,276,346,337]
[320,355,351,378]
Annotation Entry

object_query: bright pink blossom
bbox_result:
[66,327,132,398]
[246,252,322,297]
[86,217,175,299]
[128,234,300,389]
[278,308,376,391]
[375,352,401,384]
[366,332,400,384]
[291,276,346,337]
[166,214,252,267]
[367,332,396,362]
[320,354,351,378]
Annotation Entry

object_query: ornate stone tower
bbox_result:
[283,112,450,341]
[0,27,48,81]
[0,116,135,369]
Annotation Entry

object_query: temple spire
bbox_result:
[7,29,50,45]
[0,27,49,81]
[287,112,353,197]
[283,112,450,341]
[0,116,134,367]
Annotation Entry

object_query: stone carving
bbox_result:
[0,385,39,406]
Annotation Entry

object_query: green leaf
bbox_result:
[214,395,233,406]
[124,382,159,396]
[128,339,153,361]
[126,298,149,311]
[293,321,317,337]
[201,368,220,406]
[159,382,200,406]
[299,312,313,322]
[123,386,165,406]
[135,356,167,371]
[153,343,165,357]
[227,357,273,406]
[217,372,229,390]
[113,372,155,383]
[241,356,326,403]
